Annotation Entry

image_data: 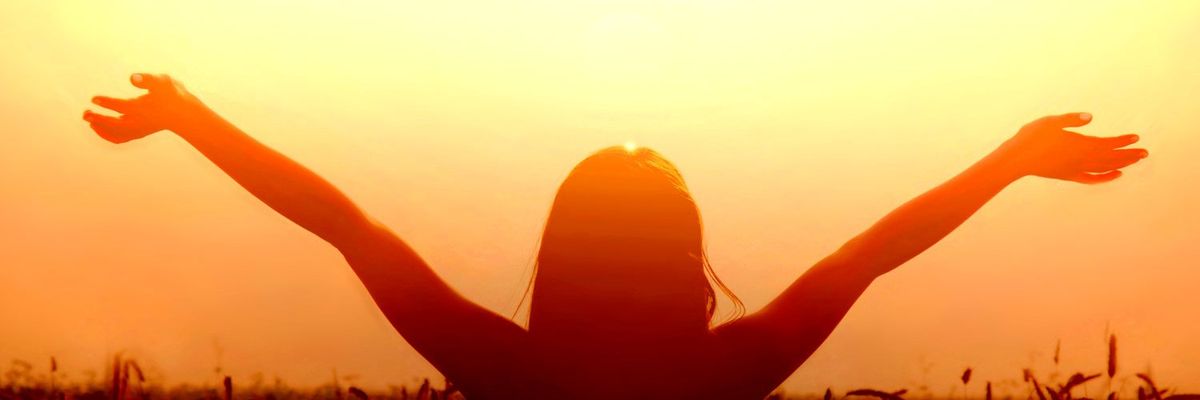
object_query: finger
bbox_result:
[1082,153,1147,172]
[85,112,132,143]
[1088,133,1140,149]
[1104,148,1149,160]
[84,112,152,143]
[91,96,138,114]
[81,109,113,124]
[1086,148,1148,171]
[129,73,171,91]
[87,119,127,143]
[90,121,149,144]
[1041,112,1093,128]
[1068,170,1122,185]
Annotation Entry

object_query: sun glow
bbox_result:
[3,0,1200,395]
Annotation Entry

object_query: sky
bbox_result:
[1,0,1198,395]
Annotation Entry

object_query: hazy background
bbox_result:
[1,0,1198,394]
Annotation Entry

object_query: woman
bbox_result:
[83,73,1147,400]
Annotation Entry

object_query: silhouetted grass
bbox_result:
[2,334,1195,400]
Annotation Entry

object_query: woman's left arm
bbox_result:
[714,113,1147,388]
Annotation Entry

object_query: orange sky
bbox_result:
[2,0,1199,394]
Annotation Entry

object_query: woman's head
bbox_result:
[527,146,741,340]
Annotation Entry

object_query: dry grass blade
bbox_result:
[443,379,460,398]
[961,368,973,385]
[48,356,58,396]
[348,386,369,400]
[223,376,232,400]
[1032,378,1049,400]
[825,388,834,400]
[1046,386,1063,400]
[1108,335,1118,378]
[845,388,905,400]
[128,361,145,383]
[110,354,121,400]
[1062,373,1101,394]
[120,360,130,400]
[1138,373,1164,400]
[1054,340,1062,365]
[416,378,431,400]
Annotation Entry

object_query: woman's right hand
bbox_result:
[83,73,208,143]
[990,112,1148,184]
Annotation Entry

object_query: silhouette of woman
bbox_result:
[84,74,1148,400]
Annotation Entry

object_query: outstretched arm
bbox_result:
[86,74,374,249]
[83,74,529,392]
[714,113,1147,389]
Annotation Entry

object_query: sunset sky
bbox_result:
[2,0,1199,394]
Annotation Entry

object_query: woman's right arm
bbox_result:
[84,74,529,392]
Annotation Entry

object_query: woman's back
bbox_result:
[511,331,754,400]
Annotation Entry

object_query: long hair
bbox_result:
[521,146,743,340]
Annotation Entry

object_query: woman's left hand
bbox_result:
[991,112,1148,184]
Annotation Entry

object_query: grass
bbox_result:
[2,334,1196,400]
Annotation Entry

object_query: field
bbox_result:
[2,335,1196,400]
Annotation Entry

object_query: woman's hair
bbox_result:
[522,146,743,338]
